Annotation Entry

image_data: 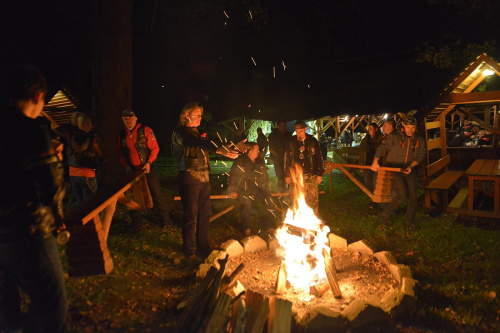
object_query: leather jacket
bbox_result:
[172,126,218,184]
[284,134,325,177]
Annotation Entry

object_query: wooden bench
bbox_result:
[424,155,465,210]
[64,170,146,277]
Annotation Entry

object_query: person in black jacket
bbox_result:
[0,66,67,332]
[172,102,238,260]
[371,117,426,229]
[228,142,277,236]
[284,120,324,215]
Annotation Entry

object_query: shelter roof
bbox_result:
[42,86,82,126]
[423,53,500,121]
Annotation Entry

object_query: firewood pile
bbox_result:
[174,254,294,333]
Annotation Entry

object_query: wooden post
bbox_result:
[231,298,247,333]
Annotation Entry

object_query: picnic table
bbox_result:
[466,159,500,217]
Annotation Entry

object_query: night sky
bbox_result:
[1,0,499,128]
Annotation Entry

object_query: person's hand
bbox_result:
[216,146,239,159]
[316,175,322,184]
[370,161,380,171]
[285,177,291,184]
[142,162,151,174]
[51,140,64,161]
[402,166,412,174]
[229,192,238,199]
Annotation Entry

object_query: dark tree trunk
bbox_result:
[92,0,133,187]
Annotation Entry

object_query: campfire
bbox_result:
[275,165,340,298]
[175,165,416,332]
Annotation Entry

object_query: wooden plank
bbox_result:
[275,264,287,294]
[492,160,499,176]
[425,121,440,130]
[466,159,485,175]
[267,297,292,333]
[244,290,269,333]
[426,171,464,190]
[427,138,441,151]
[322,248,342,298]
[448,188,469,209]
[205,293,233,333]
[65,170,145,225]
[443,90,500,104]
[478,159,496,176]
[210,205,235,223]
[426,155,450,178]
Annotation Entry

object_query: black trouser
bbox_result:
[363,169,377,193]
[238,194,277,230]
[271,157,286,192]
[381,171,417,224]
[179,181,211,256]
[130,164,170,227]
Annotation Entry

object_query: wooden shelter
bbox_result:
[422,53,500,216]
[41,86,82,127]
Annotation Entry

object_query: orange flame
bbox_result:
[276,163,330,294]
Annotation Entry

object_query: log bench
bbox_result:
[424,155,465,210]
[64,170,146,277]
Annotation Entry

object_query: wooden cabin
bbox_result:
[422,54,500,216]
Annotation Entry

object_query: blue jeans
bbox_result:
[0,231,67,332]
[68,176,97,210]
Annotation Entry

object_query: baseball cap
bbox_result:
[294,120,307,129]
[403,116,417,125]
[122,109,136,117]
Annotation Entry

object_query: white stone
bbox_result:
[373,251,398,267]
[328,233,348,249]
[342,299,388,330]
[196,263,211,281]
[241,235,267,253]
[388,264,412,283]
[380,289,404,312]
[205,250,227,270]
[267,238,280,252]
[220,239,244,258]
[401,277,417,297]
[347,239,375,257]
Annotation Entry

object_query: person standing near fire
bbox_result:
[284,120,324,215]
[256,127,268,160]
[172,102,238,260]
[228,142,277,236]
[370,116,426,230]
[0,65,67,332]
[268,120,292,192]
[359,122,382,209]
[117,109,171,230]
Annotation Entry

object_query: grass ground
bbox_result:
[64,157,500,332]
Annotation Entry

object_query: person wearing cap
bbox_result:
[117,109,171,230]
[371,116,426,230]
[268,120,292,192]
[172,102,239,261]
[284,120,324,214]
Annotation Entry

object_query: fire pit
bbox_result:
[178,171,416,332]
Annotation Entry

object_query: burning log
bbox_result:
[322,248,342,298]
[275,263,287,294]
[310,281,330,297]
